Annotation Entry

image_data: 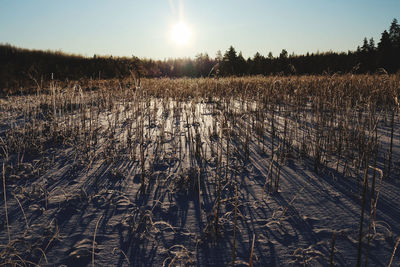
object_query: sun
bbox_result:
[171,22,191,45]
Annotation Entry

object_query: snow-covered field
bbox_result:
[1,76,399,266]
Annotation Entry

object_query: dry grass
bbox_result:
[0,74,399,265]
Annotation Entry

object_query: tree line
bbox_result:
[1,18,399,92]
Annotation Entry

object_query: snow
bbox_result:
[0,78,399,266]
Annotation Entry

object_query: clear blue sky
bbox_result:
[0,0,399,59]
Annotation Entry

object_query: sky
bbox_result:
[0,0,399,59]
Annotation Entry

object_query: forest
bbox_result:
[1,19,400,94]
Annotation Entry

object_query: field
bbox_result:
[1,75,400,266]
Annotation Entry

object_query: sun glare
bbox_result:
[171,22,191,45]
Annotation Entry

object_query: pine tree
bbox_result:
[221,46,238,75]
[389,18,400,48]
[368,38,375,52]
[361,37,369,52]
[378,30,392,52]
